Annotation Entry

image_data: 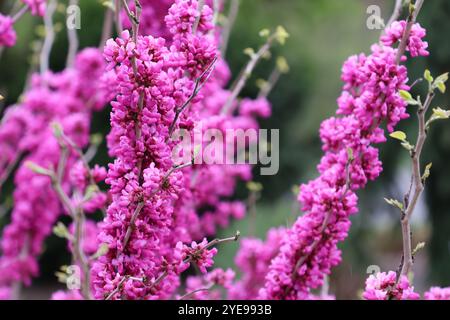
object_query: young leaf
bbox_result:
[398,90,418,105]
[436,82,446,94]
[401,141,414,152]
[259,28,270,38]
[434,72,449,84]
[243,47,255,57]
[25,161,53,176]
[422,162,432,181]
[424,69,433,83]
[432,107,450,120]
[384,198,404,210]
[276,56,290,73]
[246,181,263,192]
[53,222,70,239]
[390,131,407,141]
[275,26,289,45]
[412,242,426,256]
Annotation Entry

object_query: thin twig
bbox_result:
[221,35,275,115]
[399,90,434,277]
[40,0,57,75]
[105,275,129,300]
[114,0,123,34]
[384,0,403,32]
[12,5,28,23]
[220,0,240,57]
[49,136,93,299]
[100,7,114,48]
[167,57,218,138]
[192,0,204,34]
[179,287,212,300]
[395,0,425,64]
[145,232,240,292]
[0,153,22,189]
[257,67,281,99]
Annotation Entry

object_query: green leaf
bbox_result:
[412,242,426,256]
[399,90,413,101]
[347,148,354,161]
[25,161,53,176]
[384,198,404,210]
[390,131,407,141]
[53,222,70,239]
[437,82,446,94]
[90,133,103,146]
[432,107,450,120]
[422,162,432,181]
[398,90,418,105]
[101,1,115,11]
[83,184,100,202]
[401,141,414,152]
[90,243,109,259]
[276,56,290,73]
[246,181,263,192]
[275,26,289,45]
[243,47,255,57]
[51,121,63,138]
[426,107,450,128]
[259,28,270,38]
[424,69,433,83]
[435,72,449,84]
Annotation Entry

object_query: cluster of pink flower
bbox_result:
[0,0,46,47]
[0,14,16,47]
[363,272,450,300]
[0,48,108,298]
[91,0,269,300]
[228,228,285,300]
[363,271,420,300]
[254,20,429,300]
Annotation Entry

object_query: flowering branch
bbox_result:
[291,151,353,283]
[105,231,240,300]
[167,57,218,138]
[145,231,240,292]
[120,161,194,254]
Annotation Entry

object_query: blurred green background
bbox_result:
[0,0,449,299]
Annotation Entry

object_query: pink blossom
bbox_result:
[182,238,217,274]
[424,287,450,300]
[381,20,429,57]
[0,14,16,47]
[22,0,46,17]
[363,271,420,300]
